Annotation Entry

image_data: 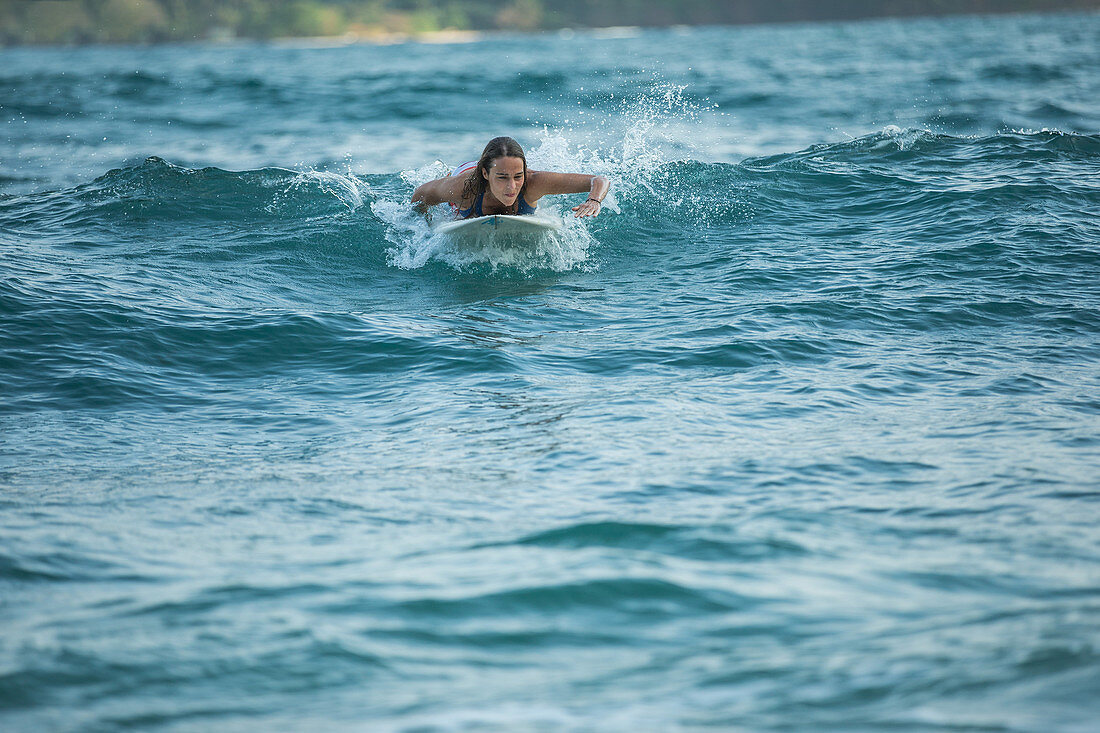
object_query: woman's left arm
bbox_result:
[527,171,610,218]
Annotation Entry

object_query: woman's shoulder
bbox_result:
[433,171,474,202]
[523,169,552,194]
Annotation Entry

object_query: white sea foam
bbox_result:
[374,195,595,274]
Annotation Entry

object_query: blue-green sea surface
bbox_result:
[2,12,1100,732]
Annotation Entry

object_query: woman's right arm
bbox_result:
[411,175,465,212]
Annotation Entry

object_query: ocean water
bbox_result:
[3,12,1100,732]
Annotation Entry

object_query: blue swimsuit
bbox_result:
[457,190,537,218]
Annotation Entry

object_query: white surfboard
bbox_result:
[434,214,562,245]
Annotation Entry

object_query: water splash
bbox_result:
[530,82,716,198]
[266,167,371,217]
[880,124,935,151]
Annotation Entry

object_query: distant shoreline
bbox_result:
[3,1,1098,48]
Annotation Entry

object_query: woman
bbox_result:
[411,137,609,220]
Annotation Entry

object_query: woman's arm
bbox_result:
[411,174,467,213]
[527,171,610,218]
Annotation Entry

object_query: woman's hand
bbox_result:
[572,198,602,218]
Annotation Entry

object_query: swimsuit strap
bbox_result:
[457,191,483,218]
[516,192,537,215]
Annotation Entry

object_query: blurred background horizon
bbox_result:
[3,0,1100,45]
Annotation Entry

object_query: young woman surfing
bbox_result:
[411,137,609,220]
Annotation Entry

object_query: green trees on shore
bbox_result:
[1,0,1095,45]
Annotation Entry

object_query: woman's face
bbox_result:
[483,156,525,205]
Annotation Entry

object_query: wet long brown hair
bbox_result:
[461,136,528,215]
